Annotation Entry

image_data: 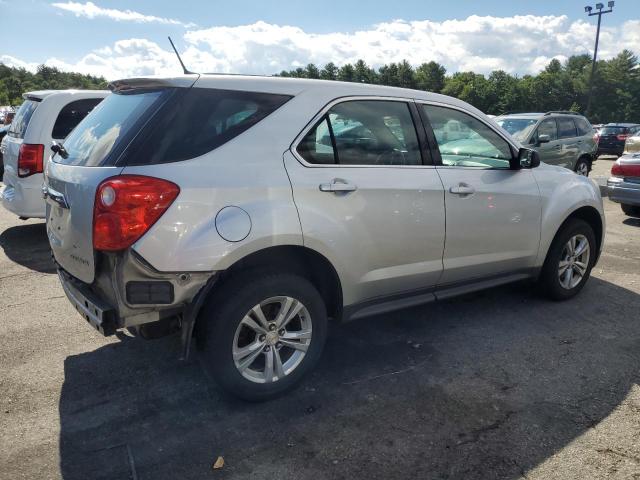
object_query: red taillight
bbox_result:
[617,134,630,141]
[93,175,180,251]
[17,143,44,177]
[611,162,640,178]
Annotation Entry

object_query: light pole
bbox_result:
[584,2,614,117]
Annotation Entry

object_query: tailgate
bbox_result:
[45,160,122,283]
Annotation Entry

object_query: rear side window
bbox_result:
[8,100,39,139]
[128,88,292,165]
[557,117,577,139]
[574,117,592,136]
[52,98,103,139]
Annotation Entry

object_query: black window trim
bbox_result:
[291,95,434,169]
[416,100,519,170]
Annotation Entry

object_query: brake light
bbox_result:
[617,134,630,141]
[611,162,640,178]
[93,175,180,251]
[17,143,44,177]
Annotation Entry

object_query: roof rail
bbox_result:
[544,111,581,116]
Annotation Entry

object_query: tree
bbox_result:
[415,61,446,93]
[305,63,320,79]
[338,63,355,82]
[396,60,415,89]
[354,59,375,84]
[320,62,338,81]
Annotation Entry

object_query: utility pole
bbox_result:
[584,2,614,117]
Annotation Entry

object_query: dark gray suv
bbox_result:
[496,111,597,176]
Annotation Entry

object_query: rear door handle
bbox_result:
[319,180,357,193]
[449,184,475,196]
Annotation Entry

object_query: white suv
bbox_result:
[1,89,108,219]
[44,75,604,400]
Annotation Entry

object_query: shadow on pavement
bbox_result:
[622,217,640,228]
[0,222,56,273]
[58,277,640,480]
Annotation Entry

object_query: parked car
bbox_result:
[623,129,640,154]
[495,111,597,176]
[45,75,605,400]
[0,124,10,181]
[596,123,640,158]
[608,153,640,217]
[1,90,108,219]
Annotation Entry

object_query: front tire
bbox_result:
[621,204,640,218]
[539,218,596,300]
[574,158,590,176]
[199,271,327,401]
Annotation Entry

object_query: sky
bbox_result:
[1,0,639,80]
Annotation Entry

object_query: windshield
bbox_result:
[496,118,538,142]
[55,90,168,166]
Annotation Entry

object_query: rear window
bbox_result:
[52,98,104,139]
[8,100,39,139]
[55,90,168,166]
[126,88,292,166]
[600,126,628,134]
[55,88,291,167]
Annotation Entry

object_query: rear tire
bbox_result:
[198,271,327,401]
[621,204,640,218]
[538,218,596,300]
[574,157,590,176]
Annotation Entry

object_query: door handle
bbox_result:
[319,179,357,193]
[449,183,475,196]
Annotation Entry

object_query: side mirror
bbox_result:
[518,147,540,169]
[538,134,551,144]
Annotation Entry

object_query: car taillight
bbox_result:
[617,134,629,141]
[593,133,599,143]
[17,143,44,177]
[611,162,640,178]
[93,175,180,251]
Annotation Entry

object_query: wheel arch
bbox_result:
[543,205,604,268]
[208,245,343,322]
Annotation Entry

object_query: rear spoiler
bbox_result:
[109,75,200,93]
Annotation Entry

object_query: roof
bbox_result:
[604,123,640,127]
[108,73,466,107]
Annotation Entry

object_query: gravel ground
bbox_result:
[1,157,639,480]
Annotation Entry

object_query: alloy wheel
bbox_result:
[232,296,312,383]
[576,162,589,176]
[558,234,590,289]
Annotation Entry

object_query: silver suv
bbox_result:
[45,75,605,400]
[495,112,597,176]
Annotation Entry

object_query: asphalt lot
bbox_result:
[1,158,639,480]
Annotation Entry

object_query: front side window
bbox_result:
[297,100,422,166]
[557,117,577,139]
[535,119,558,143]
[52,98,104,139]
[496,117,537,142]
[422,105,512,169]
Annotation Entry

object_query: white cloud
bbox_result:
[6,15,640,80]
[51,1,194,27]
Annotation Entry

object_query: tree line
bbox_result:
[0,49,638,123]
[0,64,107,106]
[277,50,640,124]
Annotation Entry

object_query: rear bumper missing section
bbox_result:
[58,269,118,336]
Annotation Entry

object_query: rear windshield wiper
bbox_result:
[51,142,69,159]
